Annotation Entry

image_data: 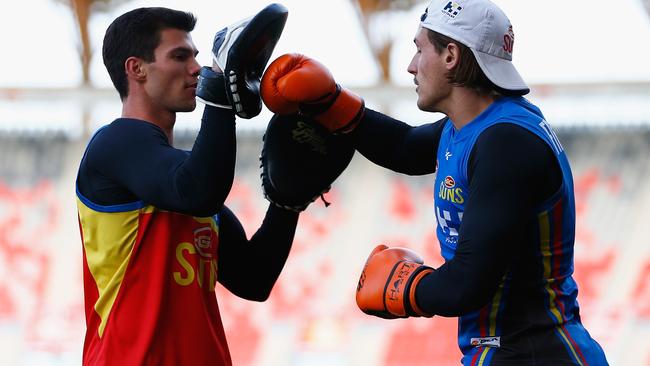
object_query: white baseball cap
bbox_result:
[420,0,529,94]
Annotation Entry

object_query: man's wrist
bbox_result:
[406,267,434,317]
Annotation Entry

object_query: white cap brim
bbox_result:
[471,48,529,94]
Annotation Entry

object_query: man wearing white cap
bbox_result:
[260,0,609,364]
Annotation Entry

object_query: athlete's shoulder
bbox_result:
[497,96,544,121]
[89,118,166,151]
[98,118,165,140]
[84,119,165,168]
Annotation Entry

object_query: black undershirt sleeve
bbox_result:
[78,104,301,301]
[414,123,562,316]
[216,204,299,301]
[351,108,447,175]
[78,105,236,217]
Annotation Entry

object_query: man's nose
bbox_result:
[407,56,417,75]
[190,58,201,76]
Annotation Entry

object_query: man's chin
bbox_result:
[416,96,442,113]
[175,101,197,113]
[416,99,434,113]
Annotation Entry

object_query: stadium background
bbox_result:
[1,0,649,365]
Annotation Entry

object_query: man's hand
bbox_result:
[261,53,365,134]
[196,3,288,118]
[356,244,434,318]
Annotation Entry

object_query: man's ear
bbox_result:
[125,57,147,81]
[444,43,461,71]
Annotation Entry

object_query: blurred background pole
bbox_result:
[59,0,128,138]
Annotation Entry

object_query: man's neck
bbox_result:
[444,88,498,130]
[121,96,176,144]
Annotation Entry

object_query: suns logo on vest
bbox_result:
[439,175,465,204]
[194,226,214,258]
[173,226,218,291]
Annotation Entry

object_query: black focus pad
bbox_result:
[260,114,355,212]
[213,3,289,119]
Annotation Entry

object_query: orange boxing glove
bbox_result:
[261,53,364,134]
[356,244,434,319]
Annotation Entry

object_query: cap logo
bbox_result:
[503,25,514,54]
[420,7,428,21]
[442,1,463,18]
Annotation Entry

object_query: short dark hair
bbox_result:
[426,29,522,97]
[102,7,197,99]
